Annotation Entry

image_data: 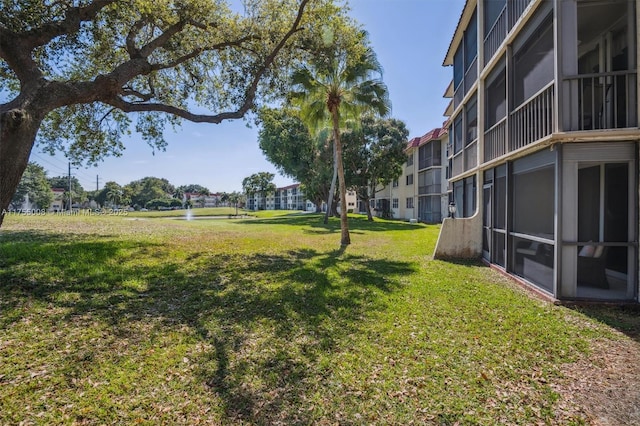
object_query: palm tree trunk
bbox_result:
[331,111,350,246]
[324,137,338,225]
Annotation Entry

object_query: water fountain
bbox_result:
[186,207,193,221]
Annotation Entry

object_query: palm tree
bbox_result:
[291,46,390,245]
[107,188,122,208]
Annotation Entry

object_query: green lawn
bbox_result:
[0,213,627,424]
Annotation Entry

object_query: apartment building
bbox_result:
[247,183,359,213]
[434,0,639,302]
[375,128,449,223]
[247,184,316,211]
[184,192,222,208]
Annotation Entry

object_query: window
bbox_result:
[392,198,399,209]
[464,10,478,72]
[466,95,478,145]
[406,174,414,185]
[392,179,399,188]
[464,175,476,217]
[511,151,555,292]
[419,140,442,170]
[453,47,464,89]
[486,65,506,128]
[484,0,506,37]
[453,7,478,96]
[513,15,554,106]
[406,198,414,209]
[513,167,554,236]
[454,115,463,154]
[418,195,442,223]
[452,175,476,218]
[407,154,414,166]
[418,169,442,195]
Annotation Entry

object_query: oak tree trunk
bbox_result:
[0,106,42,227]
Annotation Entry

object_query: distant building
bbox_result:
[49,188,65,212]
[375,127,449,223]
[246,183,357,212]
[184,192,222,208]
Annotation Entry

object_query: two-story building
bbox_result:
[434,0,639,302]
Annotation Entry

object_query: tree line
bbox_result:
[10,165,243,211]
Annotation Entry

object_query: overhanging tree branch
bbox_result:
[105,96,246,123]
[21,0,118,49]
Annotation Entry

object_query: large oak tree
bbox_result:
[0,0,345,226]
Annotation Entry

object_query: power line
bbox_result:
[30,153,100,191]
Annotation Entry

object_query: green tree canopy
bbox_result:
[95,181,126,207]
[342,116,409,220]
[176,184,211,196]
[124,176,175,207]
[242,172,276,210]
[10,162,53,210]
[0,0,353,226]
[257,107,334,211]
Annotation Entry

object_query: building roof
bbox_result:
[278,183,301,191]
[418,128,444,146]
[404,137,421,152]
[443,0,476,66]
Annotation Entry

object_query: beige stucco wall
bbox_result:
[433,213,483,259]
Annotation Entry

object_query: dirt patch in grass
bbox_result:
[553,333,640,425]
[551,306,640,425]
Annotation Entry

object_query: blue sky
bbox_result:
[30,0,466,193]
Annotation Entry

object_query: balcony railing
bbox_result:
[484,6,507,66]
[464,57,478,95]
[508,0,533,31]
[418,157,441,170]
[484,118,507,162]
[418,184,442,196]
[452,152,464,177]
[454,84,464,110]
[510,83,554,152]
[464,140,478,171]
[564,70,637,131]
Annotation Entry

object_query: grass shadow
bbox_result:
[570,304,640,343]
[0,229,416,424]
[239,213,429,234]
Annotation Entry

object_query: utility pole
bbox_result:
[96,175,99,192]
[68,162,72,212]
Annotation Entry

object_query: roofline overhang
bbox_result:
[443,0,477,66]
[444,99,454,117]
[443,80,454,98]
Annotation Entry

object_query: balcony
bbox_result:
[564,70,638,131]
[510,82,554,152]
[484,118,506,162]
[464,140,478,170]
[418,184,442,196]
[484,5,507,66]
[508,0,533,31]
